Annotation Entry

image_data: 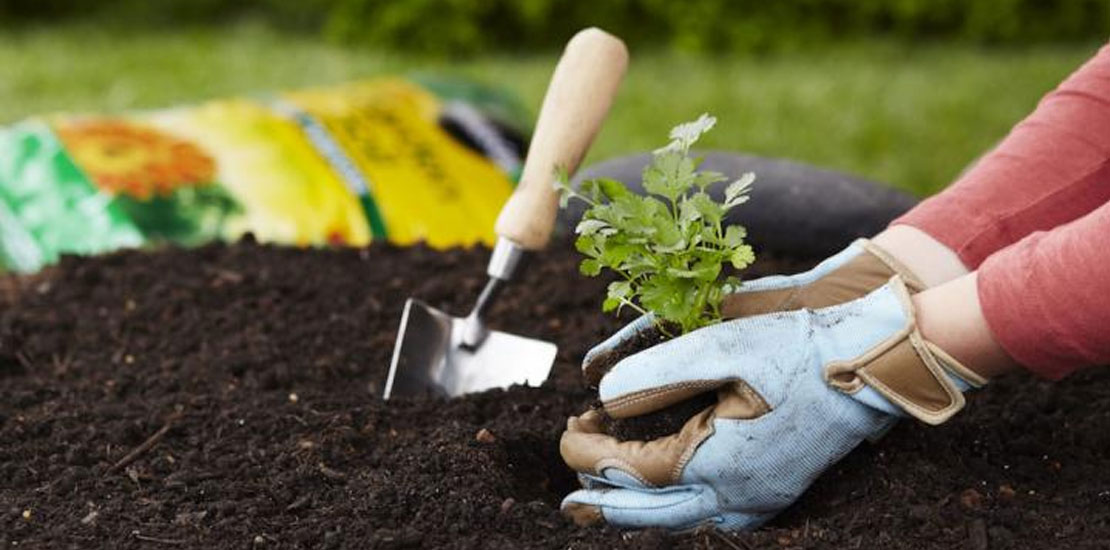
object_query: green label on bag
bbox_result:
[0,121,143,272]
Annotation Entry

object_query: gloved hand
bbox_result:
[581,239,925,384]
[560,277,987,531]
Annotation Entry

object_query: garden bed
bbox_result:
[2,240,1108,549]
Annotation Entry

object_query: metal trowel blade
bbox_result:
[384,298,557,399]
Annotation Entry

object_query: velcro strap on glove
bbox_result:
[824,276,987,425]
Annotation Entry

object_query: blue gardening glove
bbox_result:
[581,239,925,384]
[560,277,987,531]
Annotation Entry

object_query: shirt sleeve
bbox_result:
[977,201,1110,379]
[894,42,1110,269]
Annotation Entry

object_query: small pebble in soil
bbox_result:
[475,428,496,444]
[22,509,31,520]
[997,484,1016,502]
[959,488,983,511]
[288,393,298,403]
[499,498,515,514]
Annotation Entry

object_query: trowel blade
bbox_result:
[384,298,557,399]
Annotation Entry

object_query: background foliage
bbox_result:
[1,0,1106,196]
[2,0,1108,55]
[0,22,1097,196]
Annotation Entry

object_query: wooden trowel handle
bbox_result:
[494,27,628,250]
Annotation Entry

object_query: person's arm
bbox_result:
[976,202,1110,379]
[894,41,1110,268]
[887,181,1110,381]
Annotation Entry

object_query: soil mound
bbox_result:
[2,241,1107,549]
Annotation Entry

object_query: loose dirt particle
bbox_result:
[998,484,1017,502]
[475,428,497,444]
[316,463,347,483]
[960,489,983,511]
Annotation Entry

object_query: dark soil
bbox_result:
[585,325,719,443]
[3,240,1110,549]
[605,389,719,443]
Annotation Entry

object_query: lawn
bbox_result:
[0,21,1099,195]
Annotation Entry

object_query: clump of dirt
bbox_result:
[583,325,719,442]
[603,389,719,443]
[1,240,1109,550]
[582,323,675,387]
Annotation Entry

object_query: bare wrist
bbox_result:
[913,272,1020,379]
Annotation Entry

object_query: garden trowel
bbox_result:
[384,28,628,399]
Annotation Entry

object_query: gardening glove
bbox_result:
[560,276,987,531]
[581,238,926,384]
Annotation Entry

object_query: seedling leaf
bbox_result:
[555,114,757,334]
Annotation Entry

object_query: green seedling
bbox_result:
[555,114,755,335]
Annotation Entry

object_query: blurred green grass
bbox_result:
[0,22,1098,195]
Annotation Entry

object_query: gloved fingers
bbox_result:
[720,281,797,319]
[734,241,863,294]
[721,241,864,319]
[561,408,715,488]
[562,485,749,530]
[582,313,655,385]
[597,315,809,418]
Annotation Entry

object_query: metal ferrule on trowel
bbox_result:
[384,27,629,399]
[458,237,527,350]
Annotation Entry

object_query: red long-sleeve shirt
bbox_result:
[895,42,1110,379]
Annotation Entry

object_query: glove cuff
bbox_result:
[855,238,927,293]
[824,276,987,425]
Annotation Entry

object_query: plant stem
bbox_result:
[619,297,650,317]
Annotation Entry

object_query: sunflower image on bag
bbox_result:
[55,119,240,245]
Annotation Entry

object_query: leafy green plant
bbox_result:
[555,114,755,335]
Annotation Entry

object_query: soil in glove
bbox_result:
[2,240,1109,549]
[586,325,721,443]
